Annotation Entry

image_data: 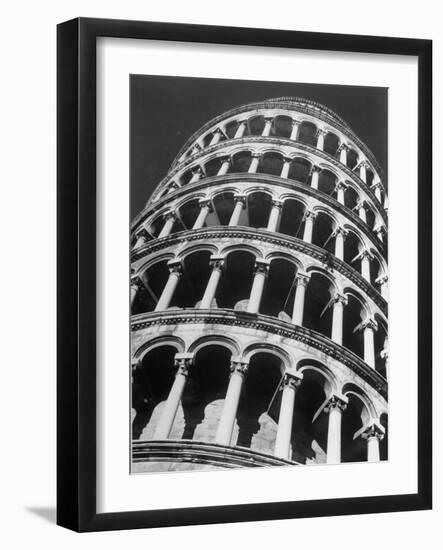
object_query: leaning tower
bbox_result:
[130,97,388,473]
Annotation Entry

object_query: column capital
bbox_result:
[335,180,348,191]
[333,292,348,306]
[337,142,350,153]
[281,371,303,390]
[316,128,328,137]
[333,226,348,238]
[213,127,224,136]
[355,198,367,210]
[361,422,385,441]
[310,165,322,175]
[282,155,293,164]
[358,248,374,260]
[263,115,274,123]
[324,394,348,413]
[303,209,318,221]
[209,255,225,271]
[360,317,378,331]
[163,210,177,222]
[357,159,370,170]
[198,198,213,211]
[271,199,283,209]
[190,143,202,154]
[229,360,249,377]
[219,154,231,165]
[174,353,194,376]
[375,274,388,285]
[295,272,310,287]
[130,275,144,290]
[191,165,204,175]
[371,180,383,191]
[253,259,270,276]
[166,259,183,275]
[233,193,247,206]
[291,117,301,127]
[251,151,262,160]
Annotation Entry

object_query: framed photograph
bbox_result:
[57,17,432,532]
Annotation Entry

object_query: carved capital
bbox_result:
[230,360,249,377]
[324,394,348,413]
[337,142,350,153]
[316,128,328,137]
[198,198,213,211]
[376,274,388,285]
[310,165,322,175]
[233,193,247,206]
[209,255,225,271]
[333,226,348,238]
[361,317,378,332]
[174,354,193,377]
[291,118,301,127]
[191,165,204,176]
[130,275,144,291]
[333,292,348,306]
[271,199,283,209]
[167,259,183,275]
[359,249,373,261]
[282,372,303,390]
[163,210,177,222]
[251,152,262,160]
[219,155,231,165]
[355,199,367,211]
[335,180,348,191]
[357,159,370,170]
[303,210,318,221]
[253,260,270,276]
[295,272,310,287]
[190,143,202,154]
[361,423,385,441]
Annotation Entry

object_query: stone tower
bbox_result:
[130,97,388,472]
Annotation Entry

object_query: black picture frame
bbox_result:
[57,17,432,532]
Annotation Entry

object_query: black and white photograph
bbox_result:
[129,76,388,473]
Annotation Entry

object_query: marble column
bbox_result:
[158,211,177,238]
[199,256,224,309]
[215,360,249,445]
[324,394,348,464]
[376,274,389,300]
[336,181,347,205]
[192,199,212,229]
[248,152,261,174]
[217,155,231,176]
[358,160,368,183]
[372,182,383,202]
[280,156,292,179]
[267,200,283,232]
[356,200,367,223]
[210,128,224,146]
[310,166,321,190]
[292,273,310,325]
[331,293,348,345]
[302,210,317,244]
[361,423,385,462]
[290,119,301,140]
[360,250,372,282]
[262,117,273,137]
[334,227,348,261]
[189,166,204,184]
[362,317,378,368]
[153,354,193,439]
[228,194,246,226]
[274,372,303,459]
[247,260,270,313]
[316,128,327,150]
[338,143,349,165]
[154,260,182,311]
[234,119,247,138]
[130,276,144,306]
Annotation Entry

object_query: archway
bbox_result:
[343,293,365,359]
[215,250,256,310]
[132,259,170,314]
[279,199,305,239]
[260,259,297,320]
[247,192,272,229]
[170,250,212,309]
[304,272,333,338]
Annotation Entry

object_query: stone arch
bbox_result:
[188,335,240,357]
[134,335,186,361]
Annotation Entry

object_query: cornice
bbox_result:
[170,100,385,184]
[149,136,387,221]
[131,308,388,399]
[133,173,387,257]
[132,439,299,468]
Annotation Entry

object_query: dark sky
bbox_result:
[130,75,387,217]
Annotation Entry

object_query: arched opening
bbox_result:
[180,345,232,441]
[132,345,178,440]
[370,253,383,287]
[148,214,166,238]
[341,392,367,462]
[235,352,282,454]
[374,316,388,377]
[288,158,311,183]
[347,148,359,170]
[323,132,339,156]
[179,167,194,186]
[177,199,200,230]
[231,150,251,173]
[279,199,305,239]
[274,115,292,138]
[343,293,365,359]
[212,192,235,225]
[317,169,336,196]
[344,186,359,211]
[291,368,328,463]
[225,119,239,139]
[344,230,362,272]
[170,250,212,309]
[297,121,317,146]
[311,212,335,254]
[366,168,375,187]
[249,115,265,136]
[260,259,297,320]
[215,250,256,310]
[247,192,272,229]
[304,272,333,338]
[259,152,283,176]
[132,259,169,314]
